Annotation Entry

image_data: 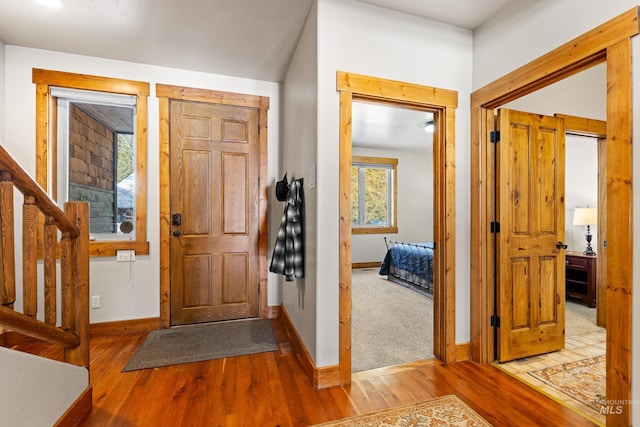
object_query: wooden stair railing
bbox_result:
[0,143,90,371]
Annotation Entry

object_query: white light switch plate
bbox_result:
[91,295,101,309]
[309,164,316,189]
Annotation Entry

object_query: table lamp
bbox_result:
[573,207,597,256]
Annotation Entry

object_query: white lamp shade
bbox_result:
[573,207,597,226]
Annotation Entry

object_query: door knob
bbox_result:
[556,241,568,250]
[173,230,182,237]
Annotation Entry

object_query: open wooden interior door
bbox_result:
[495,108,566,362]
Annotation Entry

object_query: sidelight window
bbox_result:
[52,87,136,239]
[33,69,150,256]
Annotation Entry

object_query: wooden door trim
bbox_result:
[156,84,270,328]
[555,114,607,138]
[337,71,458,385]
[470,8,637,425]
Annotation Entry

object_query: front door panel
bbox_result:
[169,100,259,325]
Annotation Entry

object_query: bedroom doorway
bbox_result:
[350,101,435,372]
[337,71,458,384]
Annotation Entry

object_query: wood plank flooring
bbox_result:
[11,318,597,426]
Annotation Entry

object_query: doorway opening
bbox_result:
[350,101,435,372]
[470,8,636,425]
[337,71,458,384]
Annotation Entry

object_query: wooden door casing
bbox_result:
[169,100,260,325]
[496,109,566,362]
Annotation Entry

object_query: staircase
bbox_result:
[0,143,92,426]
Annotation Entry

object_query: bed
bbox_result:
[378,238,434,297]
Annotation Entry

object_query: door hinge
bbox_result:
[490,130,500,143]
[490,221,500,234]
[491,314,501,328]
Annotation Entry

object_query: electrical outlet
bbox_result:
[116,250,136,262]
[91,295,101,309]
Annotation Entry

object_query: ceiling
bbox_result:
[0,0,515,150]
[352,102,433,152]
[0,0,514,83]
[358,0,515,31]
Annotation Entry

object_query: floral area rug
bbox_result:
[528,355,606,411]
[314,395,492,426]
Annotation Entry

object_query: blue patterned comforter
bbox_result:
[379,242,434,284]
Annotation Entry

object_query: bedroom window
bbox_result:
[351,156,398,234]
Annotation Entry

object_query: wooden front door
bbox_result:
[169,100,260,326]
[495,109,566,362]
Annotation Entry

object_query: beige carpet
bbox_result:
[528,355,605,412]
[352,268,433,372]
[314,395,492,427]
[565,300,602,338]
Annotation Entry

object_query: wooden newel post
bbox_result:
[63,201,90,370]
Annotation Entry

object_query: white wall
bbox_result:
[4,46,282,324]
[309,0,472,366]
[475,1,639,423]
[351,146,433,265]
[281,1,319,360]
[504,64,606,120]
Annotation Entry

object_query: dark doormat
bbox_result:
[123,319,278,372]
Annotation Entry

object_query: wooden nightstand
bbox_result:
[565,252,597,307]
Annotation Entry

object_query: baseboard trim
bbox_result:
[281,306,341,389]
[90,310,282,336]
[455,342,471,361]
[315,364,341,389]
[352,262,381,269]
[90,317,161,337]
[266,305,282,319]
[54,385,92,427]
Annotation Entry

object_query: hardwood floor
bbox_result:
[12,317,597,426]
